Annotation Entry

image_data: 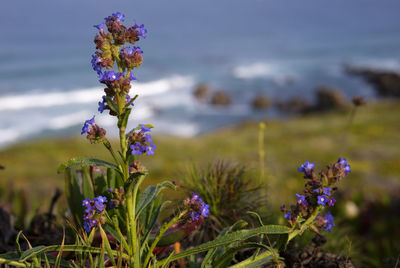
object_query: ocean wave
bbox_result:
[347,58,400,72]
[232,62,296,85]
[0,75,195,112]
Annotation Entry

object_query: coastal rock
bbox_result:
[193,83,211,100]
[345,66,400,97]
[277,98,311,114]
[210,90,232,106]
[251,95,270,110]
[315,86,347,111]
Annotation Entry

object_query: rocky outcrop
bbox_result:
[345,66,400,97]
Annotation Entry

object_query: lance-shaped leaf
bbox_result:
[156,225,289,267]
[135,181,176,220]
[58,157,121,175]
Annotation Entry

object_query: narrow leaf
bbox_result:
[58,157,121,174]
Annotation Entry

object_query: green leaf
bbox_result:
[118,108,131,129]
[57,157,121,175]
[136,181,176,220]
[64,168,84,226]
[228,250,276,268]
[157,225,289,267]
[201,220,248,268]
[81,166,95,199]
[104,96,118,115]
[213,243,269,268]
[124,172,147,191]
[20,246,46,261]
[94,172,108,196]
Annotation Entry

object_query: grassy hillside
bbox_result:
[0,100,399,207]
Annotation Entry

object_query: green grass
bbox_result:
[0,100,399,208]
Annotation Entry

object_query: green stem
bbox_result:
[143,211,186,267]
[288,207,322,242]
[103,140,123,172]
[111,215,131,256]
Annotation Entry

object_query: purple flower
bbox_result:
[91,54,102,75]
[98,96,106,113]
[296,194,308,206]
[327,198,336,206]
[93,23,104,31]
[125,95,135,107]
[82,196,107,232]
[81,116,95,135]
[145,143,156,156]
[317,195,327,206]
[313,188,320,194]
[323,211,334,232]
[144,134,152,143]
[105,12,125,23]
[129,72,137,81]
[338,157,351,175]
[323,187,331,196]
[122,46,143,55]
[297,161,315,174]
[99,71,122,83]
[190,193,209,221]
[130,142,144,156]
[201,202,210,218]
[140,124,151,132]
[284,212,291,220]
[134,19,147,38]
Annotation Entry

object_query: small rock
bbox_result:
[193,83,211,100]
[210,90,232,106]
[251,95,270,110]
[315,86,347,111]
[277,98,311,114]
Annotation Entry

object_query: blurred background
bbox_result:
[0,0,400,144]
[0,0,399,266]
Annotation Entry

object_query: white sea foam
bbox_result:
[0,75,195,112]
[232,62,296,85]
[0,75,196,148]
[349,58,400,72]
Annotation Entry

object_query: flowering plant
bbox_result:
[0,12,351,268]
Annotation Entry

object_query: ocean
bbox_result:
[0,0,400,147]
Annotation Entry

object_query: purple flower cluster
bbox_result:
[184,193,210,221]
[81,116,95,135]
[81,116,106,143]
[338,157,351,175]
[82,196,107,232]
[129,124,156,156]
[281,158,351,233]
[90,12,147,117]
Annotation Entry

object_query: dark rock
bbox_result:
[251,95,270,110]
[351,96,366,107]
[193,83,211,100]
[210,90,232,106]
[315,86,347,111]
[345,66,400,97]
[277,98,311,114]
